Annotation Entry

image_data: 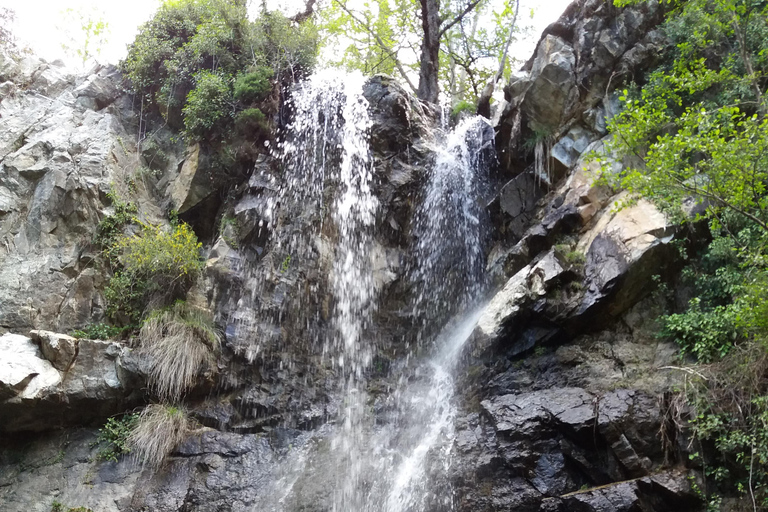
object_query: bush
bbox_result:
[105,221,203,324]
[119,221,203,284]
[451,100,475,118]
[95,413,140,462]
[122,0,317,136]
[233,67,273,104]
[140,301,220,401]
[182,70,232,139]
[234,107,268,136]
[95,191,137,266]
[127,404,191,468]
[70,323,125,340]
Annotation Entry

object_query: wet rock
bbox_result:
[363,74,431,154]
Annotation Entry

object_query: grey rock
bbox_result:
[30,329,78,371]
[0,332,143,432]
[523,35,577,133]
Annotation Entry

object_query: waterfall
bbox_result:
[411,116,493,339]
[260,70,493,512]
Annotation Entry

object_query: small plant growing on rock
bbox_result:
[127,404,191,469]
[70,323,125,340]
[140,301,221,402]
[95,412,139,462]
[105,221,203,324]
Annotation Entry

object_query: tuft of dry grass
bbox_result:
[140,301,221,402]
[127,404,190,469]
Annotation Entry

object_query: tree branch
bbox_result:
[290,0,316,23]
[439,0,484,38]
[333,0,418,94]
[493,0,520,84]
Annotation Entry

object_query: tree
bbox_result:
[318,0,525,105]
[58,7,110,66]
[604,0,768,504]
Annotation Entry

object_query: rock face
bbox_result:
[0,57,142,334]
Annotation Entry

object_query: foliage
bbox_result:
[0,8,26,57]
[605,0,768,231]
[451,100,475,117]
[219,216,240,247]
[58,7,109,65]
[95,190,138,266]
[118,221,203,283]
[105,221,203,324]
[233,67,274,104]
[553,243,585,268]
[317,0,530,104]
[140,301,220,402]
[70,323,125,340]
[95,413,140,462]
[234,107,268,136]
[182,70,232,139]
[127,404,191,468]
[122,0,317,138]
[607,0,768,504]
[51,503,93,512]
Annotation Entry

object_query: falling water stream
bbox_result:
[261,71,493,512]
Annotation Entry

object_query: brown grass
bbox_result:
[140,301,221,402]
[128,404,190,469]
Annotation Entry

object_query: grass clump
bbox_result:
[140,301,221,402]
[94,413,140,462]
[127,404,191,469]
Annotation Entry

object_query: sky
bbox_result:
[0,0,572,69]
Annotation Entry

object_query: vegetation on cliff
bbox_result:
[608,0,768,506]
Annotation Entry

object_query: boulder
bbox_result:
[522,35,578,133]
[0,334,61,401]
[0,332,144,432]
[30,329,78,371]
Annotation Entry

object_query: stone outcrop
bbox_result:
[0,332,146,432]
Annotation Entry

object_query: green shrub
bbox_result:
[105,221,203,324]
[95,413,140,462]
[128,404,191,468]
[451,100,475,118]
[122,0,317,135]
[233,67,273,104]
[140,301,220,401]
[95,190,138,266]
[70,323,125,340]
[234,107,268,135]
[119,221,203,283]
[182,70,232,139]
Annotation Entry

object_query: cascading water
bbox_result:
[255,71,494,512]
[411,116,494,339]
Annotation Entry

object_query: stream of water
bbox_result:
[261,71,493,512]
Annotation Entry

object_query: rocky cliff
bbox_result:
[0,1,705,511]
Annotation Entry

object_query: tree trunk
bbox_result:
[417,0,441,104]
